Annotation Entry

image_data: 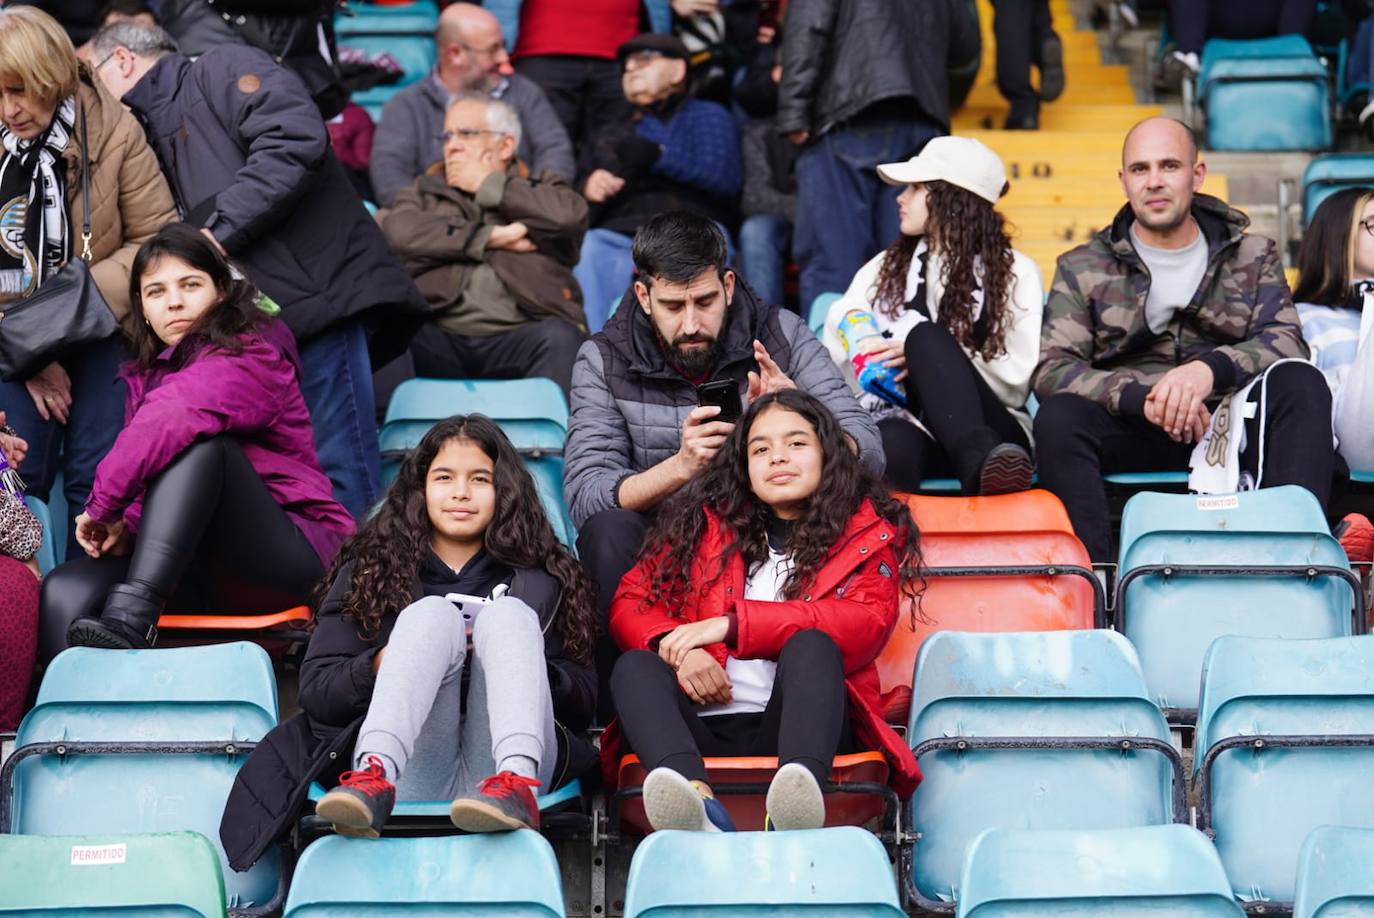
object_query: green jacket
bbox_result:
[1033,194,1308,416]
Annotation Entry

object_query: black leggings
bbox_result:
[879,321,1031,493]
[39,436,324,661]
[610,629,855,788]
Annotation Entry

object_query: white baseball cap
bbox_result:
[876,136,1008,204]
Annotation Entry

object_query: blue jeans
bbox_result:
[298,321,381,521]
[738,214,792,307]
[794,115,941,312]
[0,335,128,562]
[573,228,636,334]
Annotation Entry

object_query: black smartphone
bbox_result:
[697,379,743,423]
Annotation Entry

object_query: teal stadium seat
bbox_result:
[0,832,227,917]
[906,630,1184,911]
[1195,635,1374,909]
[1116,486,1360,721]
[956,825,1244,917]
[1294,826,1374,918]
[1,643,283,916]
[379,377,576,545]
[808,291,841,336]
[22,495,57,576]
[1302,154,1374,225]
[283,832,565,916]
[623,827,905,917]
[334,1,439,118]
[1198,36,1332,151]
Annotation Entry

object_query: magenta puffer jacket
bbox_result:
[85,318,354,565]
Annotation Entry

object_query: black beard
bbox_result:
[661,331,722,377]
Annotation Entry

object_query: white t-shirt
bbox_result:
[697,548,789,717]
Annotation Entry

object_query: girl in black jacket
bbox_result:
[219,416,597,865]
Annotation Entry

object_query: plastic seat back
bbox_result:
[1198,37,1331,151]
[809,291,841,335]
[283,833,565,916]
[908,631,1178,907]
[0,832,227,917]
[1294,826,1374,918]
[1196,635,1374,906]
[8,645,281,913]
[22,495,57,575]
[1118,488,1356,715]
[624,827,904,916]
[957,825,1243,917]
[1302,154,1374,223]
[875,493,1096,712]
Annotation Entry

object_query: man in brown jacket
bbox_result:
[382,92,589,395]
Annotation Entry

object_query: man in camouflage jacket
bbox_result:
[1032,117,1333,561]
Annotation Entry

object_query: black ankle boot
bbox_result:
[67,583,162,650]
[952,430,1034,496]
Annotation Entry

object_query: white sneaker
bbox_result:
[1171,50,1200,75]
[1118,1,1139,29]
[764,763,826,831]
[642,768,735,832]
[1359,97,1374,127]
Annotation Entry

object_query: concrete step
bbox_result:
[966,82,1138,107]
[955,103,1162,132]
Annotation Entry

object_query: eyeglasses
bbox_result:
[1361,217,1374,238]
[92,52,116,72]
[438,128,506,142]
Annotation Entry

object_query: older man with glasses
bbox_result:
[370,2,574,208]
[381,93,589,396]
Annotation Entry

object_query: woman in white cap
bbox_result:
[821,135,1043,495]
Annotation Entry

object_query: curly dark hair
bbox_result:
[870,180,1016,361]
[126,223,268,370]
[635,389,922,622]
[317,415,597,663]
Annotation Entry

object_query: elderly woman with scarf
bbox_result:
[0,6,176,560]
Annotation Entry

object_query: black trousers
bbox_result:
[409,318,586,397]
[992,0,1056,112]
[514,55,634,153]
[1169,0,1315,54]
[1034,361,1336,562]
[610,629,855,787]
[38,436,324,662]
[577,507,652,724]
[880,321,1031,493]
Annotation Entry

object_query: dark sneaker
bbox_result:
[977,443,1034,496]
[66,616,156,650]
[316,755,395,838]
[642,767,737,832]
[449,772,541,832]
[764,762,826,831]
[1039,32,1065,102]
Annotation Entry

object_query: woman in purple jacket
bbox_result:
[41,224,355,656]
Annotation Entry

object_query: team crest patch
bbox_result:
[877,561,892,578]
[237,74,262,94]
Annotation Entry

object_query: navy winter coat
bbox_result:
[123,47,427,365]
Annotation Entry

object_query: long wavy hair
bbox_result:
[1293,186,1374,307]
[317,415,596,663]
[126,223,268,370]
[870,180,1016,360]
[635,389,922,621]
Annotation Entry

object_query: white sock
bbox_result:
[496,755,539,781]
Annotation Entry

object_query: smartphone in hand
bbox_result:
[696,379,743,423]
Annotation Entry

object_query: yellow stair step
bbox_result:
[954,104,1163,133]
[976,62,1133,85]
[958,130,1134,154]
[965,83,1138,106]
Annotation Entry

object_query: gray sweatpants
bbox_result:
[353,594,557,800]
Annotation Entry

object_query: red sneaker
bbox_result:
[449,772,541,832]
[316,755,395,838]
[1336,513,1374,565]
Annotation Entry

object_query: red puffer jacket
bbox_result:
[600,499,922,798]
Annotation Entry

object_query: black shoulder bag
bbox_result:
[0,102,118,382]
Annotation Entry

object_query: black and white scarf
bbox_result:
[0,96,76,297]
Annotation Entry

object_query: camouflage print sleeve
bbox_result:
[1033,258,1146,414]
[1198,238,1310,393]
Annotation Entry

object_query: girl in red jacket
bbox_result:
[607,388,923,832]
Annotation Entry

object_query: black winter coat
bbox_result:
[777,0,980,137]
[218,554,598,871]
[123,48,427,366]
